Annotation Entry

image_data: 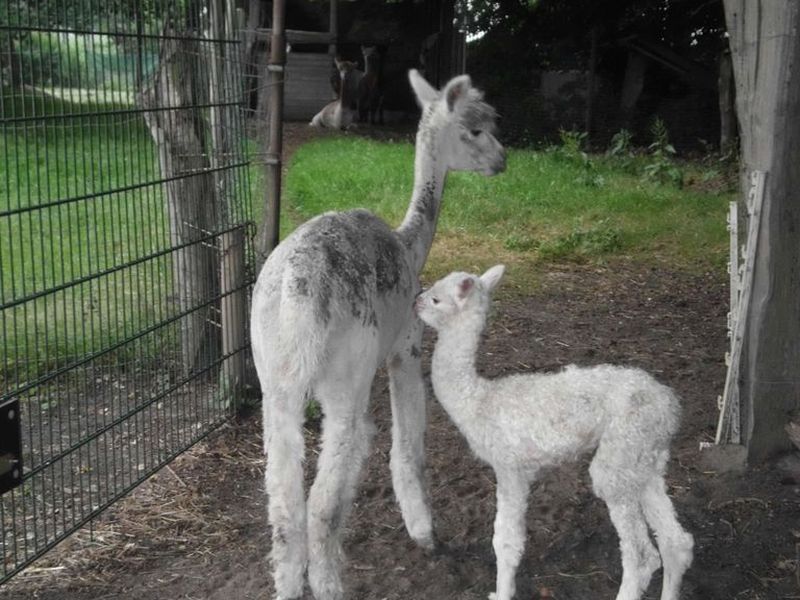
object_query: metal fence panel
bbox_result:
[1,0,254,583]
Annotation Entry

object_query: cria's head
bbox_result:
[408,69,506,176]
[415,265,505,330]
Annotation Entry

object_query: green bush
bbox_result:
[15,31,157,91]
[643,118,683,187]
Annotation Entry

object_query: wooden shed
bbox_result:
[249,0,464,122]
[284,52,334,121]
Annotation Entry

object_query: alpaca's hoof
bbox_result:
[413,531,438,553]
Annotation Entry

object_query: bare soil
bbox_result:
[3,125,800,600]
[4,260,800,600]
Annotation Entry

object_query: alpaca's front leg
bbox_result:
[490,472,530,600]
[387,320,435,549]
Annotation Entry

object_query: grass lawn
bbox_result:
[2,112,733,383]
[1,91,173,383]
[283,136,734,289]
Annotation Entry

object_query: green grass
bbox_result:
[1,91,172,383]
[283,136,733,283]
[2,108,732,384]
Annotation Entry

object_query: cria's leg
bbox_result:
[641,477,693,600]
[387,321,434,549]
[307,347,377,600]
[590,447,660,600]
[489,472,530,600]
[603,500,660,600]
[263,385,308,600]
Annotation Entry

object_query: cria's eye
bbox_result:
[432,298,440,305]
[470,129,482,137]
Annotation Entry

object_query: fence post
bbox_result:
[220,227,247,400]
[254,0,286,272]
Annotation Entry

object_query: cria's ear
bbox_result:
[480,265,505,292]
[409,69,438,106]
[444,74,472,112]
[457,277,475,300]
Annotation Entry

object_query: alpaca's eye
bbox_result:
[470,129,482,137]
[432,298,440,305]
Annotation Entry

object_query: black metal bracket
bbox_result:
[0,401,22,495]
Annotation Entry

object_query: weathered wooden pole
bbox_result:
[329,0,338,59]
[255,0,286,271]
[210,0,248,399]
[722,0,800,461]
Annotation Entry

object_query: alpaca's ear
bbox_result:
[409,69,438,106]
[457,277,475,300]
[480,265,505,292]
[444,74,472,112]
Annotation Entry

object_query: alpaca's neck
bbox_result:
[397,128,447,273]
[431,316,486,413]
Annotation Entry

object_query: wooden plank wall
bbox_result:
[284,52,334,121]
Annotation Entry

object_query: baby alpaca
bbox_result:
[415,266,693,600]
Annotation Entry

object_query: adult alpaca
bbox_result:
[251,70,505,600]
[357,45,383,124]
[310,59,361,130]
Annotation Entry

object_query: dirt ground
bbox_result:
[3,125,800,600]
[4,261,800,600]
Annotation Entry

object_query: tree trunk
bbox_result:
[585,25,600,143]
[139,32,219,376]
[718,49,736,155]
[619,51,647,130]
[724,0,800,461]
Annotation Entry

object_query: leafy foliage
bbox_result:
[643,117,683,187]
[551,129,605,188]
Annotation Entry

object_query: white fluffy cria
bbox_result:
[415,265,693,600]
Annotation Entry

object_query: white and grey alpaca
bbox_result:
[251,71,505,600]
[415,266,693,600]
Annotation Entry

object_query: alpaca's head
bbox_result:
[335,59,359,78]
[415,265,505,331]
[408,70,506,176]
[362,45,379,62]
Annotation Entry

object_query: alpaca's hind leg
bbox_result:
[387,321,434,549]
[641,477,693,600]
[263,386,308,600]
[590,452,660,600]
[307,349,377,600]
[489,473,530,600]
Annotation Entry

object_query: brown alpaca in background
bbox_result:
[358,46,383,124]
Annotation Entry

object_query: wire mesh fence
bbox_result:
[1,0,254,584]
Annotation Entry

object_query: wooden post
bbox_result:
[329,0,338,59]
[723,0,800,460]
[220,227,247,399]
[254,0,286,272]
